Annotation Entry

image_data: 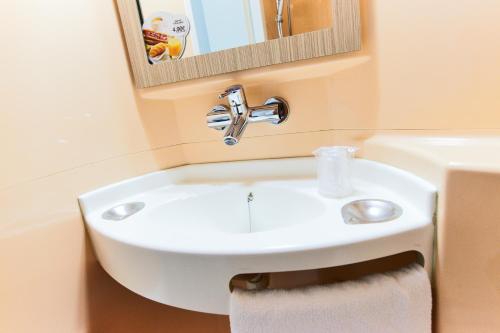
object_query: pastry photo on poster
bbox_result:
[142,11,190,64]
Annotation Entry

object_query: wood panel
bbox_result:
[116,0,360,88]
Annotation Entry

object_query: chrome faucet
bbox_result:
[206,85,289,146]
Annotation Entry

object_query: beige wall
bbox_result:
[1,0,500,332]
[437,169,500,333]
[0,0,185,332]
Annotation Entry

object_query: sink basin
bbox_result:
[79,158,436,314]
[145,185,325,234]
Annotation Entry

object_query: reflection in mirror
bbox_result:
[137,0,334,64]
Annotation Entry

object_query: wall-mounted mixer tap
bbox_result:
[206,85,289,146]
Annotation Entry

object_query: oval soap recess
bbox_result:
[342,199,403,225]
[102,202,146,221]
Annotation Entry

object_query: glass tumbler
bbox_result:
[313,146,358,198]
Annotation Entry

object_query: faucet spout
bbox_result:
[224,116,247,146]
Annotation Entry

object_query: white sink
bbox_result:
[79,158,436,314]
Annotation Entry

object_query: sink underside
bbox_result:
[79,158,436,314]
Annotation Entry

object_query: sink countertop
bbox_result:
[364,134,500,186]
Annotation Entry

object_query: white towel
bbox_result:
[230,264,431,333]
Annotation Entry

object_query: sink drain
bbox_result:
[247,192,254,232]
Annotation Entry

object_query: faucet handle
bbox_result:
[218,85,244,99]
[207,105,232,131]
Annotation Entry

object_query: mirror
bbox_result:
[137,0,335,63]
[116,0,360,87]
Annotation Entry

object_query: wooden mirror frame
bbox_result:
[116,0,360,88]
